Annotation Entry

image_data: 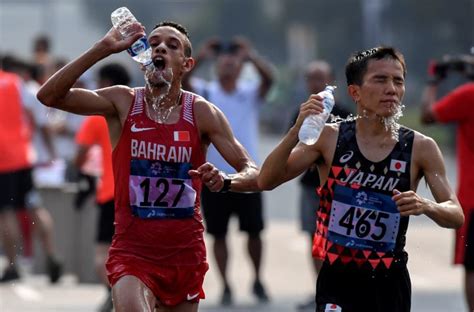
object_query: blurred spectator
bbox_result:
[421,58,474,311]
[32,35,52,67]
[17,60,57,166]
[45,58,90,183]
[183,36,274,305]
[31,35,54,85]
[289,60,351,311]
[0,55,62,283]
[74,63,130,312]
[21,59,63,283]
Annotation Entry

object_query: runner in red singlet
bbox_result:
[258,46,464,312]
[38,21,259,312]
[0,67,35,282]
[421,69,474,311]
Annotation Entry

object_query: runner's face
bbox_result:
[352,58,405,118]
[147,26,190,86]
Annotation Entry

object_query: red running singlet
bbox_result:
[107,88,208,306]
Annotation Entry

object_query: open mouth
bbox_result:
[153,57,166,71]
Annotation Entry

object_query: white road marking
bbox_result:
[12,284,42,302]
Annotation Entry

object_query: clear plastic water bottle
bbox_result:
[111,7,152,66]
[298,85,336,145]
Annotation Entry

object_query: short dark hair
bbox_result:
[98,63,131,86]
[345,46,407,86]
[34,35,50,53]
[153,21,192,57]
[0,54,21,72]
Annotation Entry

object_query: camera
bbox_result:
[433,54,474,80]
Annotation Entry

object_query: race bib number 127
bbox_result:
[129,159,196,219]
[327,185,400,252]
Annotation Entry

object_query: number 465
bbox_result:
[338,206,390,240]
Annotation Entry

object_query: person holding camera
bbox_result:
[421,55,474,311]
[183,37,274,305]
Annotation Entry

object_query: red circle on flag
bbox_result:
[395,162,401,169]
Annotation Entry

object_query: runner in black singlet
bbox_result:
[258,46,464,312]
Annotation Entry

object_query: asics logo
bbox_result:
[339,151,354,163]
[131,123,155,133]
[186,293,199,301]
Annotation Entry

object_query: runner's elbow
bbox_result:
[36,88,54,107]
[257,176,277,191]
[440,211,465,229]
[453,212,465,229]
[37,86,62,108]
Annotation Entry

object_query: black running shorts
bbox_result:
[316,262,411,312]
[96,200,115,243]
[200,186,263,238]
[0,168,33,211]
[464,210,474,270]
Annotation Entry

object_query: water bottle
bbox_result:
[298,85,336,145]
[111,7,152,66]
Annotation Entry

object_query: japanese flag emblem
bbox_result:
[390,159,406,173]
[174,131,190,142]
[325,303,342,312]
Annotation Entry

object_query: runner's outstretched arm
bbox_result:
[392,133,464,229]
[37,27,142,116]
[189,97,259,192]
[258,94,325,190]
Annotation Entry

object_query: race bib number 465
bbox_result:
[327,185,400,252]
[129,159,196,219]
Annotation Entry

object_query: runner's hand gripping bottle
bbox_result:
[111,7,152,66]
[298,85,336,145]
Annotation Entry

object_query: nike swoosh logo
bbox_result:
[186,293,199,300]
[131,123,155,133]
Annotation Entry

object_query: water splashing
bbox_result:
[46,108,66,130]
[143,64,176,123]
[380,104,404,141]
[329,103,405,141]
[329,113,362,123]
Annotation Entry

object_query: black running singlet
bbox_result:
[313,121,414,270]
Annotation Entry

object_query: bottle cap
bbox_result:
[325,85,336,92]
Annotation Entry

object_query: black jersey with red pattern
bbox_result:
[312,120,414,270]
